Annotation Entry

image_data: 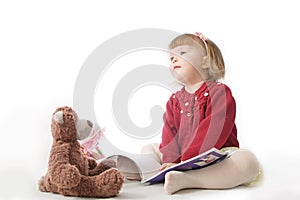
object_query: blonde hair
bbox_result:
[168,33,225,81]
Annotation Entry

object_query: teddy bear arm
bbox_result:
[49,163,81,189]
[50,144,81,188]
[49,143,73,164]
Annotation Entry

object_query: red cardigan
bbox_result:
[159,81,239,163]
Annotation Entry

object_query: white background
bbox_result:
[1,0,300,199]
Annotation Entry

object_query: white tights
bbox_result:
[141,144,260,194]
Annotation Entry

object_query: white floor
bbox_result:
[23,182,258,200]
[1,152,300,200]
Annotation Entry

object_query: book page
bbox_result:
[107,153,161,181]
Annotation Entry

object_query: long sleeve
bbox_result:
[159,95,181,163]
[180,84,239,161]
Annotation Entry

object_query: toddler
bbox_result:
[142,32,262,194]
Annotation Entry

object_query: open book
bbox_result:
[106,147,229,184]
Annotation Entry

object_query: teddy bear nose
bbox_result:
[53,111,64,124]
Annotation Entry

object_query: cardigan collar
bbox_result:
[177,81,217,99]
[184,81,204,94]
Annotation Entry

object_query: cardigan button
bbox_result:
[204,92,209,97]
[180,110,183,114]
[186,112,191,117]
[184,102,189,106]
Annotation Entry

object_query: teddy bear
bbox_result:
[38,106,124,198]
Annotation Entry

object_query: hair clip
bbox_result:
[195,32,208,51]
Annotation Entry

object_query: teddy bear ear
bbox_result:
[53,110,64,124]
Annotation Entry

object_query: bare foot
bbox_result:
[164,171,186,194]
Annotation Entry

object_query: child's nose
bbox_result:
[172,56,178,63]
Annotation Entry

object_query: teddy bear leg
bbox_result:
[38,176,48,192]
[38,174,59,194]
[94,168,124,197]
[77,168,124,198]
[89,159,116,176]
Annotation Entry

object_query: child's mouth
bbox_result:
[173,66,181,69]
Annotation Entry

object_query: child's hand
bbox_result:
[160,163,177,171]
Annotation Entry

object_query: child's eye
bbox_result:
[180,51,186,55]
[170,56,174,61]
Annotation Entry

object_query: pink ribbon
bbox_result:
[195,32,208,51]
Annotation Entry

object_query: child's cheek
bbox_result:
[182,54,193,64]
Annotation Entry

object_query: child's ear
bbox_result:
[202,56,209,69]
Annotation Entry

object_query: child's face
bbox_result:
[169,44,207,85]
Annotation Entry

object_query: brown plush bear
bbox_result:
[38,106,124,197]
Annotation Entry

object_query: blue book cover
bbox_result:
[142,148,228,184]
